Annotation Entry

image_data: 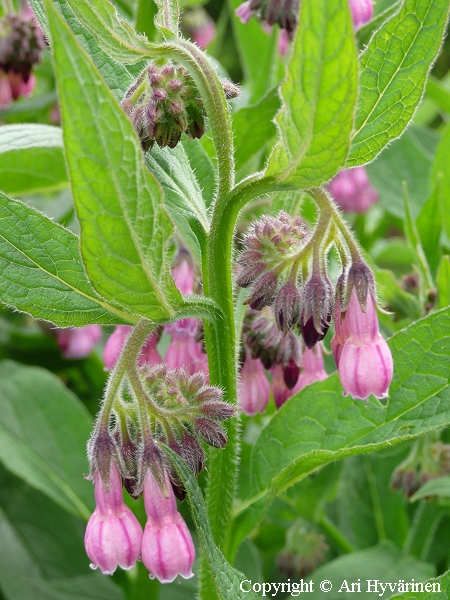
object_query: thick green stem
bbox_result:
[97,319,155,432]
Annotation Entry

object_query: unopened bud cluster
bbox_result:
[122,62,240,151]
[277,520,328,579]
[0,5,45,109]
[237,212,393,403]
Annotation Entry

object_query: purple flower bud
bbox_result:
[300,275,333,349]
[247,271,279,311]
[283,357,300,389]
[85,462,143,574]
[275,281,301,333]
[56,325,102,359]
[200,401,236,420]
[238,351,271,416]
[103,325,132,371]
[194,417,228,448]
[337,289,393,400]
[141,470,195,583]
[348,0,373,30]
[327,167,378,213]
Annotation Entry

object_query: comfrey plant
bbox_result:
[0,0,450,598]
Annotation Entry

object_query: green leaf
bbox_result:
[63,0,152,63]
[366,125,438,220]
[29,0,133,100]
[0,193,132,327]
[347,0,450,166]
[266,0,358,186]
[45,0,182,321]
[356,0,402,48]
[426,75,450,115]
[0,360,95,519]
[0,125,67,197]
[145,145,209,260]
[417,181,443,276]
[411,476,450,502]
[437,256,450,309]
[0,466,125,600]
[388,569,449,599]
[234,88,280,172]
[163,446,260,600]
[236,308,450,540]
[308,541,434,599]
[432,123,450,239]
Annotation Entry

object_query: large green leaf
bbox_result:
[233,309,450,544]
[308,541,434,599]
[29,0,133,100]
[0,193,133,326]
[0,125,67,197]
[145,145,209,260]
[45,0,182,321]
[0,466,124,600]
[266,0,358,186]
[164,447,259,600]
[181,138,216,208]
[437,256,450,309]
[0,360,95,519]
[63,0,151,63]
[347,0,450,166]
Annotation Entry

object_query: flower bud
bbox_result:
[142,470,195,583]
[327,167,378,213]
[85,462,143,574]
[238,350,271,416]
[275,282,301,334]
[300,274,333,349]
[56,325,102,359]
[194,417,227,448]
[277,521,327,578]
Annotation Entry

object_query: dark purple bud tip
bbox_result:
[283,358,300,390]
[124,476,142,500]
[194,418,227,448]
[301,315,329,349]
[246,271,278,311]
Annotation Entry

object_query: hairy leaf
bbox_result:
[45,0,182,321]
[0,193,133,326]
[0,125,67,196]
[347,0,450,166]
[266,0,358,186]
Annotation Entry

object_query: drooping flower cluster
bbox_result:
[327,166,378,213]
[276,520,328,578]
[237,211,393,404]
[0,4,45,109]
[122,62,240,151]
[86,362,234,581]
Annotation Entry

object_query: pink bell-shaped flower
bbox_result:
[139,331,162,367]
[238,351,271,416]
[141,470,195,583]
[56,325,102,359]
[348,0,373,30]
[335,289,393,400]
[327,167,378,213]
[85,462,143,574]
